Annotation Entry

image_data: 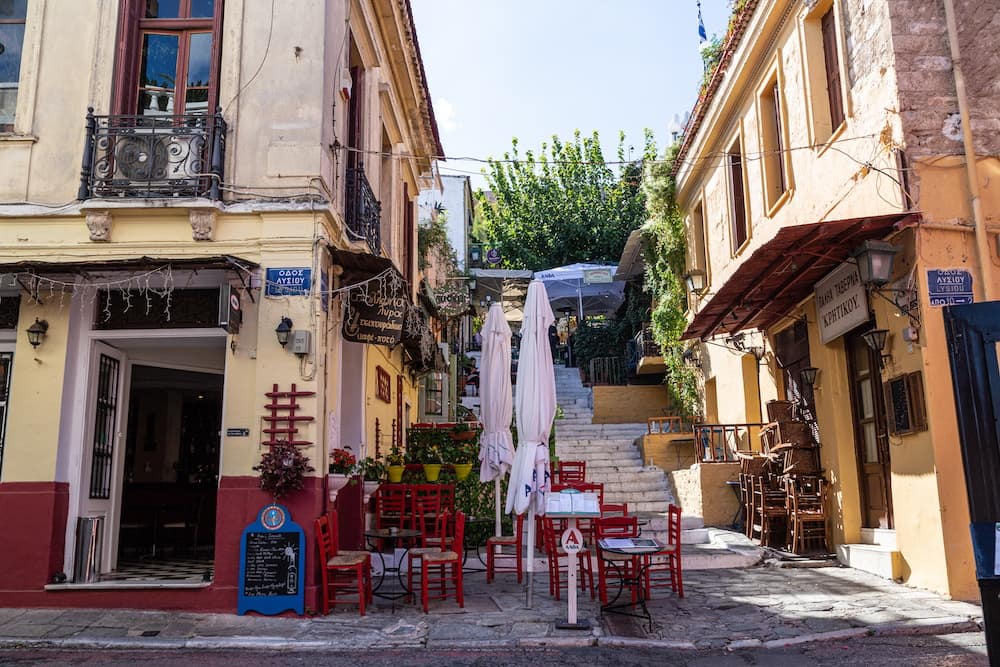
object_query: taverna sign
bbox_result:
[815,262,869,344]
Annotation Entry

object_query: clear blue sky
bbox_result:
[410,0,732,189]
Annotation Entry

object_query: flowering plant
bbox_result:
[253,441,315,499]
[386,444,405,467]
[328,448,357,475]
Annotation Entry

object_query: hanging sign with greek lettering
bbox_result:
[815,262,869,344]
[342,282,405,347]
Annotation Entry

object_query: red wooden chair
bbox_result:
[486,513,524,583]
[540,517,594,601]
[420,511,465,612]
[374,485,409,531]
[600,502,628,515]
[555,460,586,484]
[644,503,684,598]
[406,498,451,592]
[315,514,372,616]
[595,514,641,605]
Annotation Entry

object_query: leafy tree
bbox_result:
[476,130,656,270]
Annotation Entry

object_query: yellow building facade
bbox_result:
[675,0,999,600]
[0,0,442,611]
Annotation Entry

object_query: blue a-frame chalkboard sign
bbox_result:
[238,503,305,615]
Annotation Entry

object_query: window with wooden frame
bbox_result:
[0,0,27,132]
[883,371,927,436]
[376,366,391,403]
[113,0,222,116]
[802,1,847,145]
[689,198,709,282]
[758,71,790,212]
[424,372,443,416]
[727,137,749,253]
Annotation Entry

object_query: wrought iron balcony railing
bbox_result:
[635,326,662,358]
[78,107,226,200]
[345,164,382,254]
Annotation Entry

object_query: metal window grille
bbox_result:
[89,354,121,500]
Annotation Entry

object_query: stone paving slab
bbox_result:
[0,565,984,652]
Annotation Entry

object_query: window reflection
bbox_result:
[190,0,215,18]
[0,0,27,131]
[145,0,180,19]
[138,33,179,115]
[185,32,211,113]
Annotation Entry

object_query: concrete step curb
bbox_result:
[1,616,980,653]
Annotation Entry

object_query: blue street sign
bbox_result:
[265,267,312,296]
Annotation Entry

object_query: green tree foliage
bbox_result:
[642,143,700,417]
[476,130,657,270]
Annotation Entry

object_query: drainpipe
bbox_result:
[943,0,996,301]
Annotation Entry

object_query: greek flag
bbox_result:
[697,1,708,43]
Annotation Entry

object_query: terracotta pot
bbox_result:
[423,463,442,482]
[451,429,477,442]
[387,465,405,483]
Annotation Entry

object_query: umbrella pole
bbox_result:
[494,478,502,538]
[525,506,535,608]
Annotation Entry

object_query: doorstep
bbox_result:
[45,580,212,591]
[837,543,903,580]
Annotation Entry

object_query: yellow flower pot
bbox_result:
[422,463,442,482]
[453,463,473,481]
[387,465,405,483]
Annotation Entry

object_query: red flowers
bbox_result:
[329,448,357,475]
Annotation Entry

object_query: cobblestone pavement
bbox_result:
[0,565,984,653]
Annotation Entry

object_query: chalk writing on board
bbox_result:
[242,532,299,597]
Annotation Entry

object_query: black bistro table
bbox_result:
[462,516,495,571]
[364,527,421,601]
[598,538,665,631]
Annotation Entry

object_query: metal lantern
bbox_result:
[683,269,706,293]
[275,317,293,347]
[861,328,889,354]
[800,366,819,386]
[851,240,900,287]
[26,318,49,348]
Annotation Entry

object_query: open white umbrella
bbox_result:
[478,302,514,538]
[505,280,556,607]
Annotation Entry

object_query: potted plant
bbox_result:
[356,456,386,503]
[254,441,315,499]
[327,447,356,503]
[449,439,476,481]
[386,445,405,483]
[451,421,480,442]
[422,444,443,482]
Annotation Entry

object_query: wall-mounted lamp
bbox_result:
[851,240,919,326]
[861,328,891,369]
[682,269,706,294]
[470,246,482,264]
[800,366,819,387]
[275,317,293,347]
[748,345,766,362]
[26,318,48,348]
[468,277,477,291]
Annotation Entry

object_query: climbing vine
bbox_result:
[641,143,701,417]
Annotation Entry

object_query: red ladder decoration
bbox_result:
[262,383,315,447]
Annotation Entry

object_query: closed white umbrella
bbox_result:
[505,280,556,607]
[478,302,514,538]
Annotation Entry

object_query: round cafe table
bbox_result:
[598,538,664,631]
[363,527,421,601]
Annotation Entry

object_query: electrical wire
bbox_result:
[221,0,276,117]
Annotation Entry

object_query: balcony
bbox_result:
[693,422,767,463]
[345,164,382,255]
[631,326,664,375]
[78,108,226,200]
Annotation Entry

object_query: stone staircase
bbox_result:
[551,366,761,569]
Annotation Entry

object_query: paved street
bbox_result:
[0,564,984,658]
[0,633,988,666]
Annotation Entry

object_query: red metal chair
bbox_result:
[594,514,640,605]
[555,460,586,484]
[486,513,524,583]
[540,516,594,601]
[315,513,372,616]
[644,503,684,598]
[420,511,465,612]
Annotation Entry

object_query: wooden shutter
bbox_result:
[112,0,146,114]
[883,371,928,436]
[906,371,927,431]
[403,182,414,286]
[772,81,786,193]
[728,146,747,249]
[821,7,845,129]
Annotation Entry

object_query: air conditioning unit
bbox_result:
[111,129,206,188]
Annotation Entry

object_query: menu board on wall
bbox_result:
[238,504,305,616]
[342,285,405,347]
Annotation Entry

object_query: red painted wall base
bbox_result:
[0,476,335,614]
